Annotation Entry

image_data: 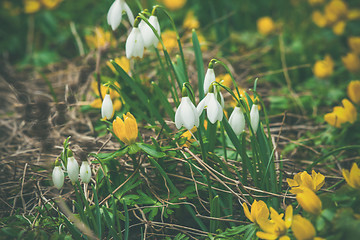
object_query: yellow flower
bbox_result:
[347,80,360,104]
[113,112,138,145]
[180,127,197,147]
[292,215,324,240]
[256,205,293,240]
[161,0,186,11]
[342,163,360,189]
[216,74,232,89]
[158,30,178,52]
[257,17,276,36]
[347,9,360,20]
[24,0,41,14]
[183,10,200,30]
[324,0,347,24]
[90,81,121,111]
[3,1,21,16]
[107,57,130,74]
[349,37,360,55]
[324,99,357,127]
[85,27,116,50]
[287,170,325,193]
[41,0,62,9]
[308,0,325,6]
[296,188,322,215]
[332,20,346,35]
[313,55,334,79]
[312,11,328,28]
[342,52,360,73]
[230,89,260,110]
[242,200,269,225]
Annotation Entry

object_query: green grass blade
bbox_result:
[192,30,205,100]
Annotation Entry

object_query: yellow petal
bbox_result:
[113,99,122,111]
[256,231,278,240]
[113,116,127,144]
[342,169,354,188]
[349,163,360,189]
[257,217,277,234]
[257,16,276,36]
[292,215,316,240]
[24,0,41,14]
[296,188,322,215]
[342,99,357,123]
[332,21,346,36]
[312,170,325,192]
[243,202,254,222]
[284,205,293,229]
[342,52,360,73]
[347,80,360,104]
[90,98,102,109]
[300,171,314,190]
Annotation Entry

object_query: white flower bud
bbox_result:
[101,94,114,120]
[80,161,91,184]
[228,107,245,135]
[52,166,64,190]
[67,156,79,183]
[250,104,259,133]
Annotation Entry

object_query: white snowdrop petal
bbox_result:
[206,94,220,124]
[123,2,134,26]
[80,161,91,184]
[196,95,209,117]
[67,157,79,183]
[250,104,259,133]
[126,29,136,58]
[203,68,216,94]
[52,166,64,189]
[175,102,184,129]
[101,94,113,120]
[229,107,245,135]
[107,0,123,30]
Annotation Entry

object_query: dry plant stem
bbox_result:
[99,156,144,205]
[20,163,28,213]
[184,147,250,206]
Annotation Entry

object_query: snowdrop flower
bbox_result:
[67,156,79,183]
[250,104,260,133]
[203,67,216,94]
[80,161,91,184]
[126,18,145,59]
[101,94,114,120]
[107,0,134,30]
[228,107,245,135]
[52,166,64,189]
[139,15,161,48]
[175,96,199,130]
[197,92,223,124]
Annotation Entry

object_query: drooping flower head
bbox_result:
[197,85,223,124]
[52,165,64,190]
[342,162,360,189]
[126,17,145,59]
[101,93,114,120]
[107,0,134,30]
[67,153,79,184]
[203,62,216,95]
[113,112,138,145]
[287,170,325,193]
[80,161,91,184]
[228,106,245,136]
[296,188,322,215]
[139,8,161,49]
[175,87,199,130]
[250,101,260,134]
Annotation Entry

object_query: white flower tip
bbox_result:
[101,94,114,120]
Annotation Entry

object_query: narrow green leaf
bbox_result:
[137,143,166,158]
[192,30,205,100]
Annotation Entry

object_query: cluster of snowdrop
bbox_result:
[175,61,260,136]
[107,0,161,59]
[52,150,92,190]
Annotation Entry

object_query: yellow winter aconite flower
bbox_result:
[183,10,200,30]
[287,170,325,193]
[113,112,138,145]
[90,81,121,111]
[162,0,186,11]
[24,0,41,14]
[292,215,324,240]
[216,74,232,89]
[180,126,197,147]
[342,163,360,189]
[313,55,334,79]
[332,20,346,35]
[347,80,360,104]
[324,99,357,127]
[324,0,347,24]
[41,0,62,9]
[257,17,276,36]
[347,9,360,20]
[296,188,322,215]
[312,11,327,28]
[342,52,360,73]
[158,30,178,51]
[85,27,116,50]
[256,205,293,240]
[242,200,269,224]
[349,37,360,55]
[107,57,130,74]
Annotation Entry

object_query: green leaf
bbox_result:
[137,143,166,158]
